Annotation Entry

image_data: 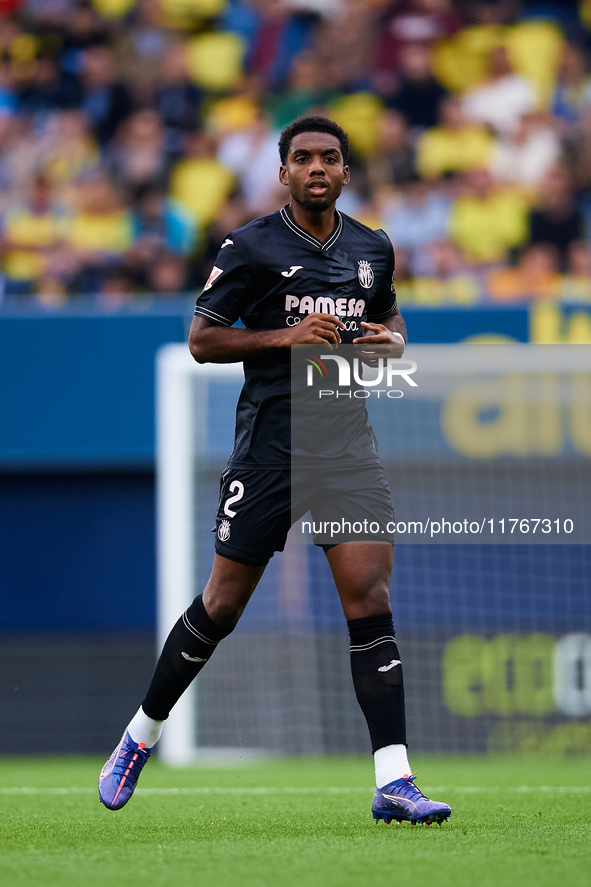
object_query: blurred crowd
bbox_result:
[1,0,591,306]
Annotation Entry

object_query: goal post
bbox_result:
[156,345,243,765]
[156,344,591,766]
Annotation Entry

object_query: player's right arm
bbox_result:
[190,231,344,363]
[189,313,344,364]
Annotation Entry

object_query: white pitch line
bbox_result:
[0,786,589,796]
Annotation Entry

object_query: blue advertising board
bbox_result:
[1,301,590,467]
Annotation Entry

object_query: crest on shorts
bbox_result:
[218,519,231,542]
[358,260,374,289]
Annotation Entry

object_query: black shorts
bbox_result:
[214,462,395,567]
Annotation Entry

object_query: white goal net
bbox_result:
[156,344,591,766]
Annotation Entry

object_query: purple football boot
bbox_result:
[372,773,451,826]
[98,731,151,810]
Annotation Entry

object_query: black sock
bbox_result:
[347,612,407,753]
[142,595,235,721]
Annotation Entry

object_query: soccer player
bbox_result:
[99,116,451,826]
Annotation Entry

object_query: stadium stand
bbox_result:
[0,0,590,305]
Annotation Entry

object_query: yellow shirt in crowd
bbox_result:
[450,187,530,263]
[2,208,69,281]
[67,210,134,254]
[170,157,235,228]
[416,125,495,180]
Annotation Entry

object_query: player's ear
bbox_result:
[279,165,289,186]
[343,166,350,185]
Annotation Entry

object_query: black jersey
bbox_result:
[194,206,397,468]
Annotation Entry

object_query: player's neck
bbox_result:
[287,201,338,243]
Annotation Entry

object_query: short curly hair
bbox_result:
[278,116,350,165]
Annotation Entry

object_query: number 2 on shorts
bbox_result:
[224,480,245,517]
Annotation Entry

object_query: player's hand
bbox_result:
[353,322,405,366]
[285,313,345,349]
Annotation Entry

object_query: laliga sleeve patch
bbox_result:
[203,266,223,291]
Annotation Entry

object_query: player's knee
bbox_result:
[202,588,250,627]
[346,581,391,619]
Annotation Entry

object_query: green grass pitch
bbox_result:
[1,755,590,887]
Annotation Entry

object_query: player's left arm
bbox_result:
[353,234,406,363]
[352,310,407,364]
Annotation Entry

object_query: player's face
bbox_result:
[279,132,350,213]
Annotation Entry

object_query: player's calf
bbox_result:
[99,593,235,810]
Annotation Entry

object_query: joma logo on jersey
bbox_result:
[285,295,365,316]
